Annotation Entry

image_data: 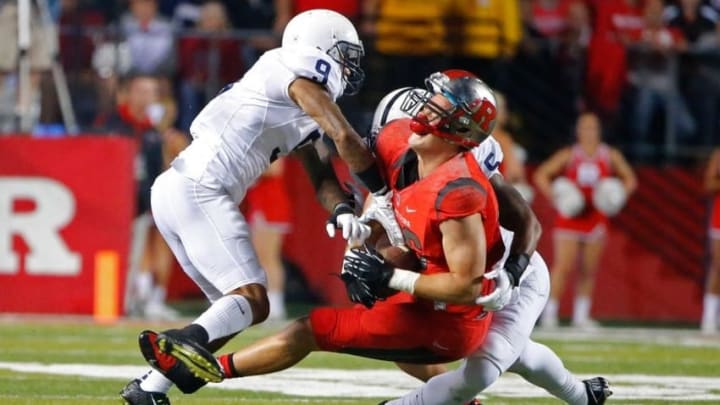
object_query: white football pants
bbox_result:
[150,167,267,302]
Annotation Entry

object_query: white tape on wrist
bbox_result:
[388,269,420,294]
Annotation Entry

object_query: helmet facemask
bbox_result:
[327,40,365,96]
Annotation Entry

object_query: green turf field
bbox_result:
[0,316,718,404]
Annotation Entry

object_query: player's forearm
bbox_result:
[412,272,482,304]
[294,143,349,212]
[316,179,351,213]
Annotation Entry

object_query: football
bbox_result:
[367,219,423,272]
[363,220,423,299]
[377,244,423,272]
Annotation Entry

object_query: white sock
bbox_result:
[701,293,720,328]
[509,340,587,405]
[149,286,167,306]
[135,272,154,302]
[138,369,173,393]
[192,294,254,342]
[542,298,559,326]
[572,296,591,325]
[268,290,286,318]
[385,359,496,405]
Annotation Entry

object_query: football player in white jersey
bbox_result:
[120,9,393,405]
[370,72,611,405]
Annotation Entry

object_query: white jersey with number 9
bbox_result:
[173,46,344,203]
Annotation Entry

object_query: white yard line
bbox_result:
[1,361,719,401]
[531,327,720,348]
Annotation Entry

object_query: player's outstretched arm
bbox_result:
[293,141,370,243]
[289,78,386,194]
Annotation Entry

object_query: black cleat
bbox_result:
[584,376,613,405]
[138,330,210,394]
[119,379,170,405]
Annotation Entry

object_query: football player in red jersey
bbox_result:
[136,71,508,397]
[534,112,636,328]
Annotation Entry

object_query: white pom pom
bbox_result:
[552,177,585,217]
[593,177,627,217]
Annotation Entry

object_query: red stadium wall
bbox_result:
[0,136,136,316]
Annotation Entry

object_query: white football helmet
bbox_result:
[370,87,430,137]
[593,177,627,217]
[552,177,585,218]
[282,9,365,95]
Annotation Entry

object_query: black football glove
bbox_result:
[343,247,394,291]
[340,272,377,309]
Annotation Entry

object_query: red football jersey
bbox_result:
[374,119,505,315]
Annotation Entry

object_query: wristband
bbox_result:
[388,269,420,294]
[505,253,530,287]
[332,202,355,215]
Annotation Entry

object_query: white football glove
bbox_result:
[326,202,372,245]
[360,191,406,247]
[475,267,513,311]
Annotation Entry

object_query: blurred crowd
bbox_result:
[0,0,719,164]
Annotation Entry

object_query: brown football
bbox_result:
[365,222,423,299]
[377,244,423,272]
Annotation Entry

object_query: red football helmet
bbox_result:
[401,70,497,148]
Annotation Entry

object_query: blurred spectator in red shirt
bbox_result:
[585,0,644,120]
[275,0,360,28]
[52,0,107,127]
[531,0,573,39]
[177,1,243,131]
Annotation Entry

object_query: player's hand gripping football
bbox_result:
[326,201,372,245]
[359,191,406,247]
[341,247,394,308]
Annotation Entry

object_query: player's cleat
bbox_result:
[138,330,210,393]
[584,376,613,405]
[119,379,170,405]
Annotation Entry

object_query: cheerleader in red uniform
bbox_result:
[533,112,636,328]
